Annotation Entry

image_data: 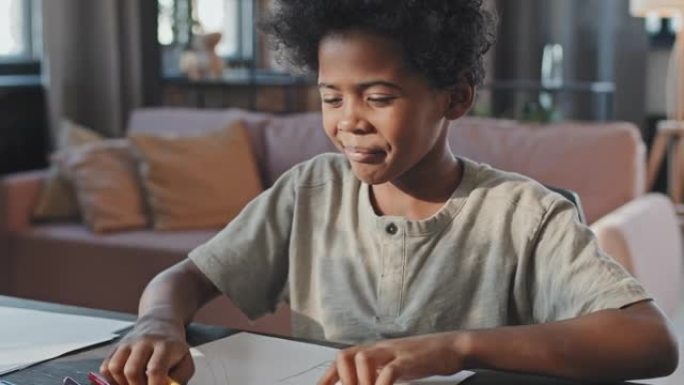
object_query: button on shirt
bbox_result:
[189,154,650,344]
[385,223,398,235]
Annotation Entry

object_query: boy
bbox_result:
[102,1,678,384]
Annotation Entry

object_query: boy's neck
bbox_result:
[369,141,462,220]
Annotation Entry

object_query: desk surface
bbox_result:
[0,296,647,385]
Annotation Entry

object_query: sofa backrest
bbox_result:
[127,107,272,181]
[259,112,337,184]
[127,108,336,186]
[448,117,646,224]
[127,108,645,224]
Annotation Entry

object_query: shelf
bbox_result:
[482,79,615,94]
[163,69,315,87]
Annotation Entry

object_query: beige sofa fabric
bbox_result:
[59,140,148,233]
[130,121,262,230]
[32,120,104,220]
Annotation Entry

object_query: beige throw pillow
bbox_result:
[130,121,262,230]
[58,140,148,233]
[32,120,104,220]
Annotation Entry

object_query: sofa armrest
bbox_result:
[0,169,48,233]
[590,193,682,317]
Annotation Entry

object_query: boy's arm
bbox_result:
[137,259,220,327]
[463,300,677,380]
[101,259,220,385]
[319,300,678,385]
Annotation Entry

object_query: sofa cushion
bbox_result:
[448,117,646,224]
[127,107,270,181]
[7,225,214,315]
[130,122,262,230]
[261,112,337,185]
[27,223,217,254]
[11,225,291,334]
[32,120,104,221]
[58,139,148,233]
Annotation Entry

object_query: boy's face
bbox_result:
[318,30,456,185]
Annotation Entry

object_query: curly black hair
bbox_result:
[261,0,497,88]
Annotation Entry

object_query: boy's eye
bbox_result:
[367,96,396,106]
[322,97,342,107]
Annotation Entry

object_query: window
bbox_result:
[0,0,39,62]
[158,0,253,61]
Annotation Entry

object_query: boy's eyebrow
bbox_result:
[318,80,403,91]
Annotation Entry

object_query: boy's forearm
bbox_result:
[138,260,220,328]
[457,301,678,381]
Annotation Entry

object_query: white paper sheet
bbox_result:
[189,332,475,385]
[0,306,132,375]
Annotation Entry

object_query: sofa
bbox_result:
[1,108,681,337]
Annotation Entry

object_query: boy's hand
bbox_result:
[317,332,468,385]
[100,315,193,385]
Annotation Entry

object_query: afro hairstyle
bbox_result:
[261,0,497,88]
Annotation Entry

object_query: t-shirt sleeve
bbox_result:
[188,166,298,320]
[530,197,651,323]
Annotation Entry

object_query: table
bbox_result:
[0,296,647,385]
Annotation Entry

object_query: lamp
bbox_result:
[631,0,684,120]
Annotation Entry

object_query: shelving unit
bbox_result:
[481,79,616,121]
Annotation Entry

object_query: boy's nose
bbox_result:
[338,118,356,132]
[338,101,372,134]
[337,118,372,134]
[338,106,374,133]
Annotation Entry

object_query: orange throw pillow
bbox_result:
[129,121,262,230]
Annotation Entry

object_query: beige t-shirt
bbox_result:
[189,154,649,344]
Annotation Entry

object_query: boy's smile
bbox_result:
[342,145,386,164]
[317,29,464,190]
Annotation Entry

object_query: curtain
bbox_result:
[41,0,143,142]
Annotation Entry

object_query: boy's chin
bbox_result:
[350,164,391,185]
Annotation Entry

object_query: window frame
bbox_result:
[233,0,254,62]
[0,0,41,74]
[158,0,254,63]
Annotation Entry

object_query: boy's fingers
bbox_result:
[168,352,195,384]
[354,348,394,385]
[336,348,360,385]
[99,357,112,381]
[124,345,154,385]
[146,345,173,385]
[317,362,339,385]
[374,361,402,385]
[107,345,133,385]
[354,351,377,385]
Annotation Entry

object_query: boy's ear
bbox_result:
[445,83,475,120]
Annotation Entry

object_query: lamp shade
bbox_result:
[630,0,684,17]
